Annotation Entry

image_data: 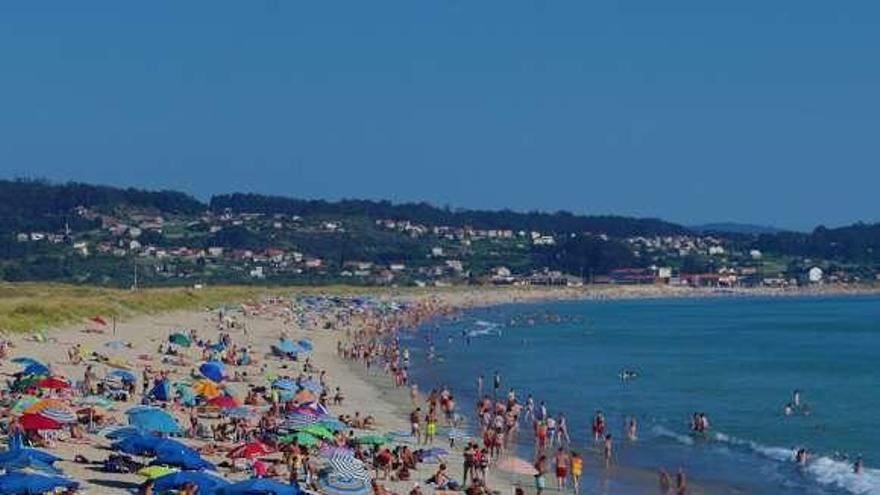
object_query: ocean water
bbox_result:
[402,296,880,495]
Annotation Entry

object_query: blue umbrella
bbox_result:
[0,454,62,475]
[127,407,181,434]
[0,472,78,495]
[0,447,61,465]
[272,378,297,391]
[11,357,43,367]
[271,340,302,357]
[154,471,230,493]
[299,379,323,394]
[199,361,225,383]
[113,435,191,456]
[217,478,299,495]
[149,379,173,402]
[101,425,143,439]
[21,363,50,377]
[296,340,314,351]
[109,369,136,383]
[151,448,215,471]
[318,418,347,432]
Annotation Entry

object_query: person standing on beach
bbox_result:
[534,454,547,495]
[603,434,614,468]
[627,417,638,441]
[571,452,583,495]
[557,413,571,445]
[493,371,501,398]
[410,407,422,441]
[676,468,688,495]
[477,374,484,396]
[554,447,570,489]
[658,469,672,493]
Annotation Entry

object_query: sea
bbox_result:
[401,296,880,495]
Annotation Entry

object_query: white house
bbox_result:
[808,267,823,283]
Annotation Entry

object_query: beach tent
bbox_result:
[217,478,299,495]
[169,333,192,347]
[199,361,226,383]
[149,379,173,402]
[0,472,78,495]
[109,369,136,383]
[126,407,180,434]
[154,471,230,494]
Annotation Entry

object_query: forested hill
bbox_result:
[210,193,688,237]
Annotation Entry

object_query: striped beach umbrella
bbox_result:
[281,413,321,430]
[38,407,78,424]
[319,445,354,458]
[318,474,371,495]
[328,454,371,482]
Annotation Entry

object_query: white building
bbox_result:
[808,267,824,284]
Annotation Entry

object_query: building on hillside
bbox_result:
[807,266,823,283]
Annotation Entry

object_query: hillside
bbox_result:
[1,179,878,287]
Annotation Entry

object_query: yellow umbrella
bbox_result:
[137,465,179,479]
[24,399,68,415]
[193,379,221,399]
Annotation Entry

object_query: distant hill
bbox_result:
[691,222,788,235]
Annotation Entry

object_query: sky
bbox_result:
[1,2,878,231]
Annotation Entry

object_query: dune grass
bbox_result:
[0,283,288,333]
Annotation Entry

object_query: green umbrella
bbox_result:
[10,395,39,414]
[298,424,334,440]
[169,333,192,347]
[354,434,389,446]
[278,432,319,447]
[11,375,45,392]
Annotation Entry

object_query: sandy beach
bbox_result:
[1,284,877,495]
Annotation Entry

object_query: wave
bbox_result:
[711,431,880,495]
[650,424,694,445]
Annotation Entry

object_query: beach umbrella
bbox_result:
[78,395,115,409]
[227,441,273,459]
[154,471,230,494]
[126,407,181,434]
[0,447,62,466]
[271,340,302,357]
[272,378,297,391]
[319,418,347,432]
[23,399,67,415]
[192,379,221,399]
[137,465,179,479]
[318,473,371,495]
[0,456,61,474]
[281,413,320,430]
[169,333,192,347]
[100,425,142,439]
[112,435,190,456]
[278,432,319,447]
[151,448,215,471]
[36,377,70,390]
[19,413,62,431]
[319,445,355,458]
[293,390,317,403]
[327,454,371,482]
[353,434,388,446]
[36,407,77,424]
[199,361,226,383]
[297,424,334,440]
[218,478,299,495]
[10,376,44,393]
[296,401,329,416]
[296,339,314,351]
[495,456,539,476]
[10,396,40,415]
[0,472,78,495]
[299,379,323,394]
[11,357,43,367]
[21,363,50,377]
[109,369,136,383]
[207,395,240,409]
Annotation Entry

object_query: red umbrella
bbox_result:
[227,441,274,459]
[37,377,71,390]
[207,395,239,409]
[20,413,63,431]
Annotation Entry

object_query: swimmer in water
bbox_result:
[853,456,863,474]
[784,403,794,416]
[627,417,638,441]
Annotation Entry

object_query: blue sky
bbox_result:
[1,2,878,230]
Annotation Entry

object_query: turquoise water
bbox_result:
[404,296,880,495]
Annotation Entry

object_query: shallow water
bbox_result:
[404,296,880,495]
